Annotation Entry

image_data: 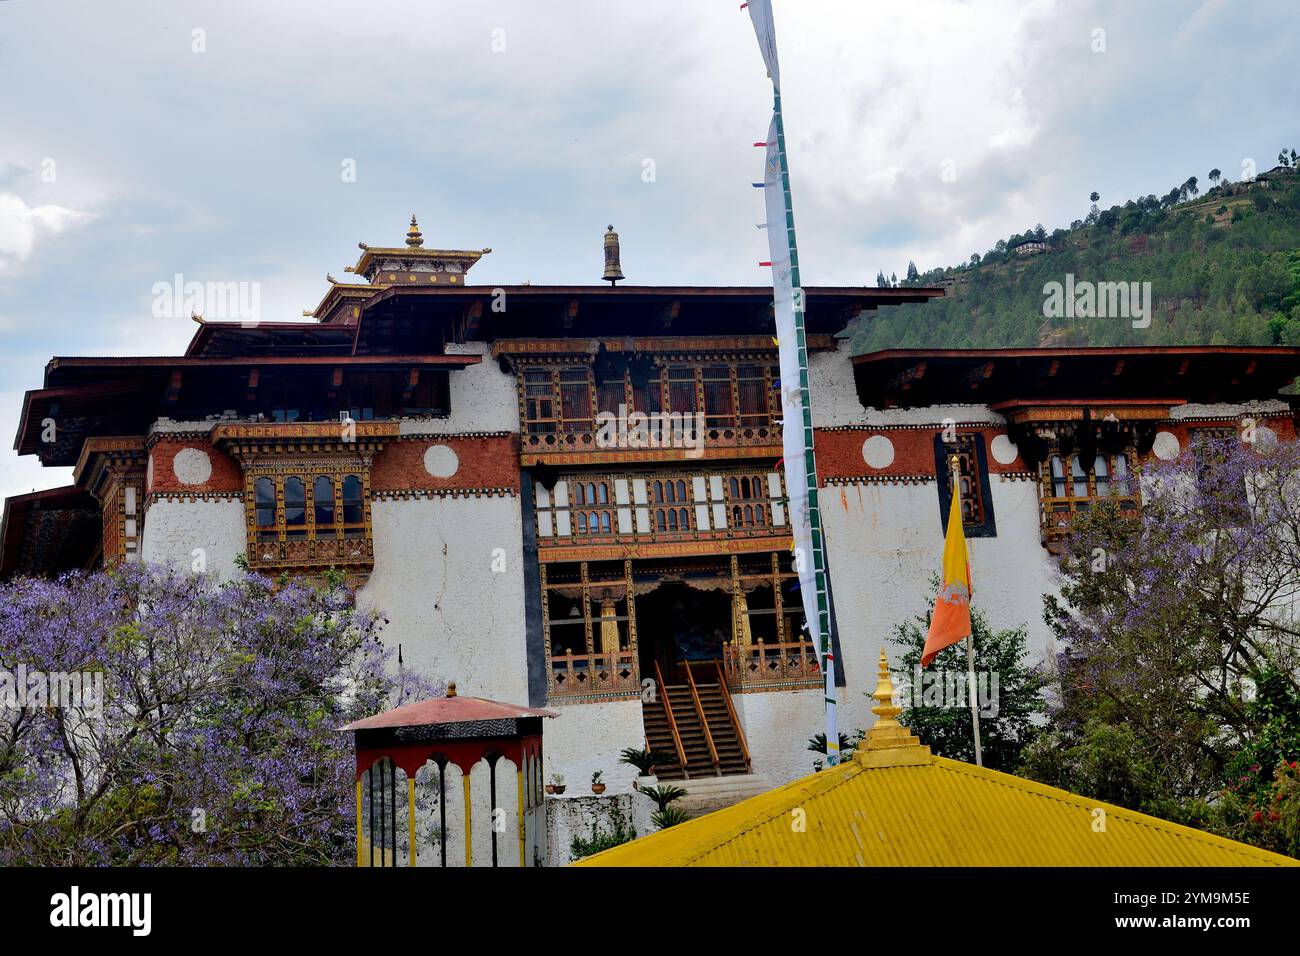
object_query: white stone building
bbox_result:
[6,223,1299,855]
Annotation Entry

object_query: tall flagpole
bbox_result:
[949,455,983,766]
[772,90,838,765]
[748,0,838,766]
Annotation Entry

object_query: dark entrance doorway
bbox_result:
[635,581,730,685]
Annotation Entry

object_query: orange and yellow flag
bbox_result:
[921,478,973,667]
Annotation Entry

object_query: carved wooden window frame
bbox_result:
[519,360,782,438]
[242,460,374,573]
[935,433,998,538]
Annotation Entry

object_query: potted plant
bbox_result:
[550,773,566,795]
[591,770,606,795]
[620,746,673,791]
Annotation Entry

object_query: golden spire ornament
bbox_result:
[405,214,424,248]
[853,649,932,767]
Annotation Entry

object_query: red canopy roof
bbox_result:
[340,693,556,732]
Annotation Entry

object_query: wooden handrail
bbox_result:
[654,659,688,775]
[715,660,751,771]
[684,660,719,773]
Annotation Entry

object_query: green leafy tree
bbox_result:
[892,587,1046,771]
[1027,442,1300,856]
[848,177,1300,355]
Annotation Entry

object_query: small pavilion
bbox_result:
[342,683,555,867]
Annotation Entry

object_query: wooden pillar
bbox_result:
[624,559,638,663]
[407,777,417,867]
[771,551,785,642]
[580,561,593,653]
[517,767,527,867]
[463,773,473,868]
[599,599,619,655]
[355,778,363,868]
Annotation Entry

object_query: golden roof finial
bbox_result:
[406,214,424,248]
[854,648,932,768]
[869,649,903,729]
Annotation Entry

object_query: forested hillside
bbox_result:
[848,151,1300,353]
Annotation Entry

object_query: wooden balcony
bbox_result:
[722,640,822,694]
[547,650,640,703]
[1040,498,1140,543]
[520,424,782,466]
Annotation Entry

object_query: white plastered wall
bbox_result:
[542,698,645,797]
[822,476,1059,736]
[730,687,826,781]
[139,498,246,579]
[360,494,528,703]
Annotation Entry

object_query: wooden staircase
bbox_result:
[644,661,750,780]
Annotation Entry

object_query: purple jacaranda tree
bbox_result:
[0,564,430,866]
[1033,432,1300,817]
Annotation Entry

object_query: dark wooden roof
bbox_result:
[355,283,944,344]
[852,346,1300,408]
[15,354,481,464]
[184,321,357,358]
[0,485,101,580]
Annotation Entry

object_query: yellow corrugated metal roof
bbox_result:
[578,652,1298,868]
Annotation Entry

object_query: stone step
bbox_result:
[673,774,770,816]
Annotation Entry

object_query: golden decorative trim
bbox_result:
[538,534,790,564]
[371,488,517,501]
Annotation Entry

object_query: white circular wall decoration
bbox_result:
[1152,431,1180,461]
[990,434,1019,465]
[172,447,213,485]
[423,443,460,479]
[861,434,895,470]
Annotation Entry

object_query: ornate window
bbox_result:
[558,369,593,432]
[934,433,997,537]
[727,475,770,529]
[541,559,640,702]
[519,361,783,439]
[651,478,691,533]
[243,464,373,573]
[736,364,768,426]
[213,421,393,577]
[1039,445,1138,540]
[723,552,821,693]
[665,366,697,416]
[534,469,787,548]
[523,369,559,432]
[520,366,595,434]
[573,480,614,536]
[702,365,734,428]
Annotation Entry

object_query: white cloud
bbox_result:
[0,194,94,274]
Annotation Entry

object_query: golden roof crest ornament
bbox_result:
[405,214,424,248]
[853,649,932,767]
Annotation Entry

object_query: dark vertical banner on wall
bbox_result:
[519,469,546,706]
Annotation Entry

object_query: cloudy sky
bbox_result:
[1,0,1296,502]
